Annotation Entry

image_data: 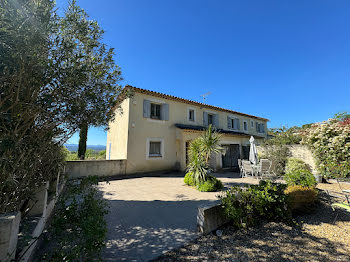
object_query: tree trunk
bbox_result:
[78,122,88,160]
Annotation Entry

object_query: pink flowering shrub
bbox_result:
[302,119,350,178]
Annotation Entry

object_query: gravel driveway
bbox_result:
[98,172,250,261]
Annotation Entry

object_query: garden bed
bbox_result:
[153,201,350,262]
[152,182,350,262]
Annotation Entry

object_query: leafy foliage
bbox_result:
[184,172,222,192]
[196,175,223,192]
[285,158,312,174]
[268,126,302,145]
[184,172,195,186]
[56,1,123,159]
[302,117,350,178]
[40,176,108,261]
[260,143,290,177]
[284,169,317,187]
[219,181,291,228]
[284,185,318,214]
[0,0,65,214]
[0,0,121,214]
[186,125,222,185]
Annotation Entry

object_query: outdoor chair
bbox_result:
[242,160,254,178]
[257,159,275,179]
[336,178,350,194]
[326,188,350,223]
[238,159,243,177]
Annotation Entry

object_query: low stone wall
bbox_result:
[288,145,317,173]
[0,212,21,261]
[257,144,317,174]
[197,202,230,234]
[65,160,127,179]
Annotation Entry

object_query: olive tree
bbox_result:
[56,1,123,159]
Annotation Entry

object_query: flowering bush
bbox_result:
[302,119,350,178]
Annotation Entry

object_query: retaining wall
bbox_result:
[257,144,317,174]
[65,160,127,179]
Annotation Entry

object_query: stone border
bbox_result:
[17,175,66,262]
[197,201,230,235]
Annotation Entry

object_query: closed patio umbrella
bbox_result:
[249,136,258,165]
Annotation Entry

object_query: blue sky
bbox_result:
[60,0,350,145]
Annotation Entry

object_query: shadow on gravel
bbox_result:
[152,202,350,262]
[102,199,217,262]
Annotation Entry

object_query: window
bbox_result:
[150,103,161,119]
[208,114,214,125]
[251,120,254,128]
[228,117,239,130]
[244,121,248,131]
[144,100,169,121]
[189,109,195,121]
[149,141,161,157]
[256,122,265,133]
[204,112,218,127]
[231,119,236,129]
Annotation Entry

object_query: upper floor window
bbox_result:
[256,122,265,133]
[243,121,248,131]
[151,103,161,119]
[208,114,214,125]
[203,112,218,127]
[227,116,240,130]
[188,109,195,122]
[143,99,169,120]
[251,120,254,128]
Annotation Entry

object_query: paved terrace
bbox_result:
[98,172,260,261]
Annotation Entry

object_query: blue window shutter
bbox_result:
[227,116,232,129]
[261,124,265,133]
[214,114,219,127]
[236,119,240,130]
[143,100,151,118]
[203,112,208,126]
[160,103,169,120]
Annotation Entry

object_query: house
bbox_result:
[106,86,269,174]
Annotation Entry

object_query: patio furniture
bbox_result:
[337,178,350,194]
[238,159,243,177]
[257,159,275,179]
[326,189,350,223]
[242,160,254,178]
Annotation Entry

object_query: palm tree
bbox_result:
[187,125,222,184]
[199,124,223,166]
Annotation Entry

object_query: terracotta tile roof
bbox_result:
[124,85,269,121]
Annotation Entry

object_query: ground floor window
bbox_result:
[147,138,164,159]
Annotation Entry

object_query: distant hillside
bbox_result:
[64,144,106,152]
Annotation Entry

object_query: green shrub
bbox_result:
[285,158,311,174]
[40,176,108,261]
[219,180,290,228]
[197,175,223,192]
[184,172,195,186]
[285,169,317,187]
[261,143,290,177]
[285,185,318,213]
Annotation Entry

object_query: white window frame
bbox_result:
[146,97,167,123]
[146,138,164,160]
[243,120,248,132]
[187,107,196,122]
[150,102,161,120]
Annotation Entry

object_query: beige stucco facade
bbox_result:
[106,87,268,174]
